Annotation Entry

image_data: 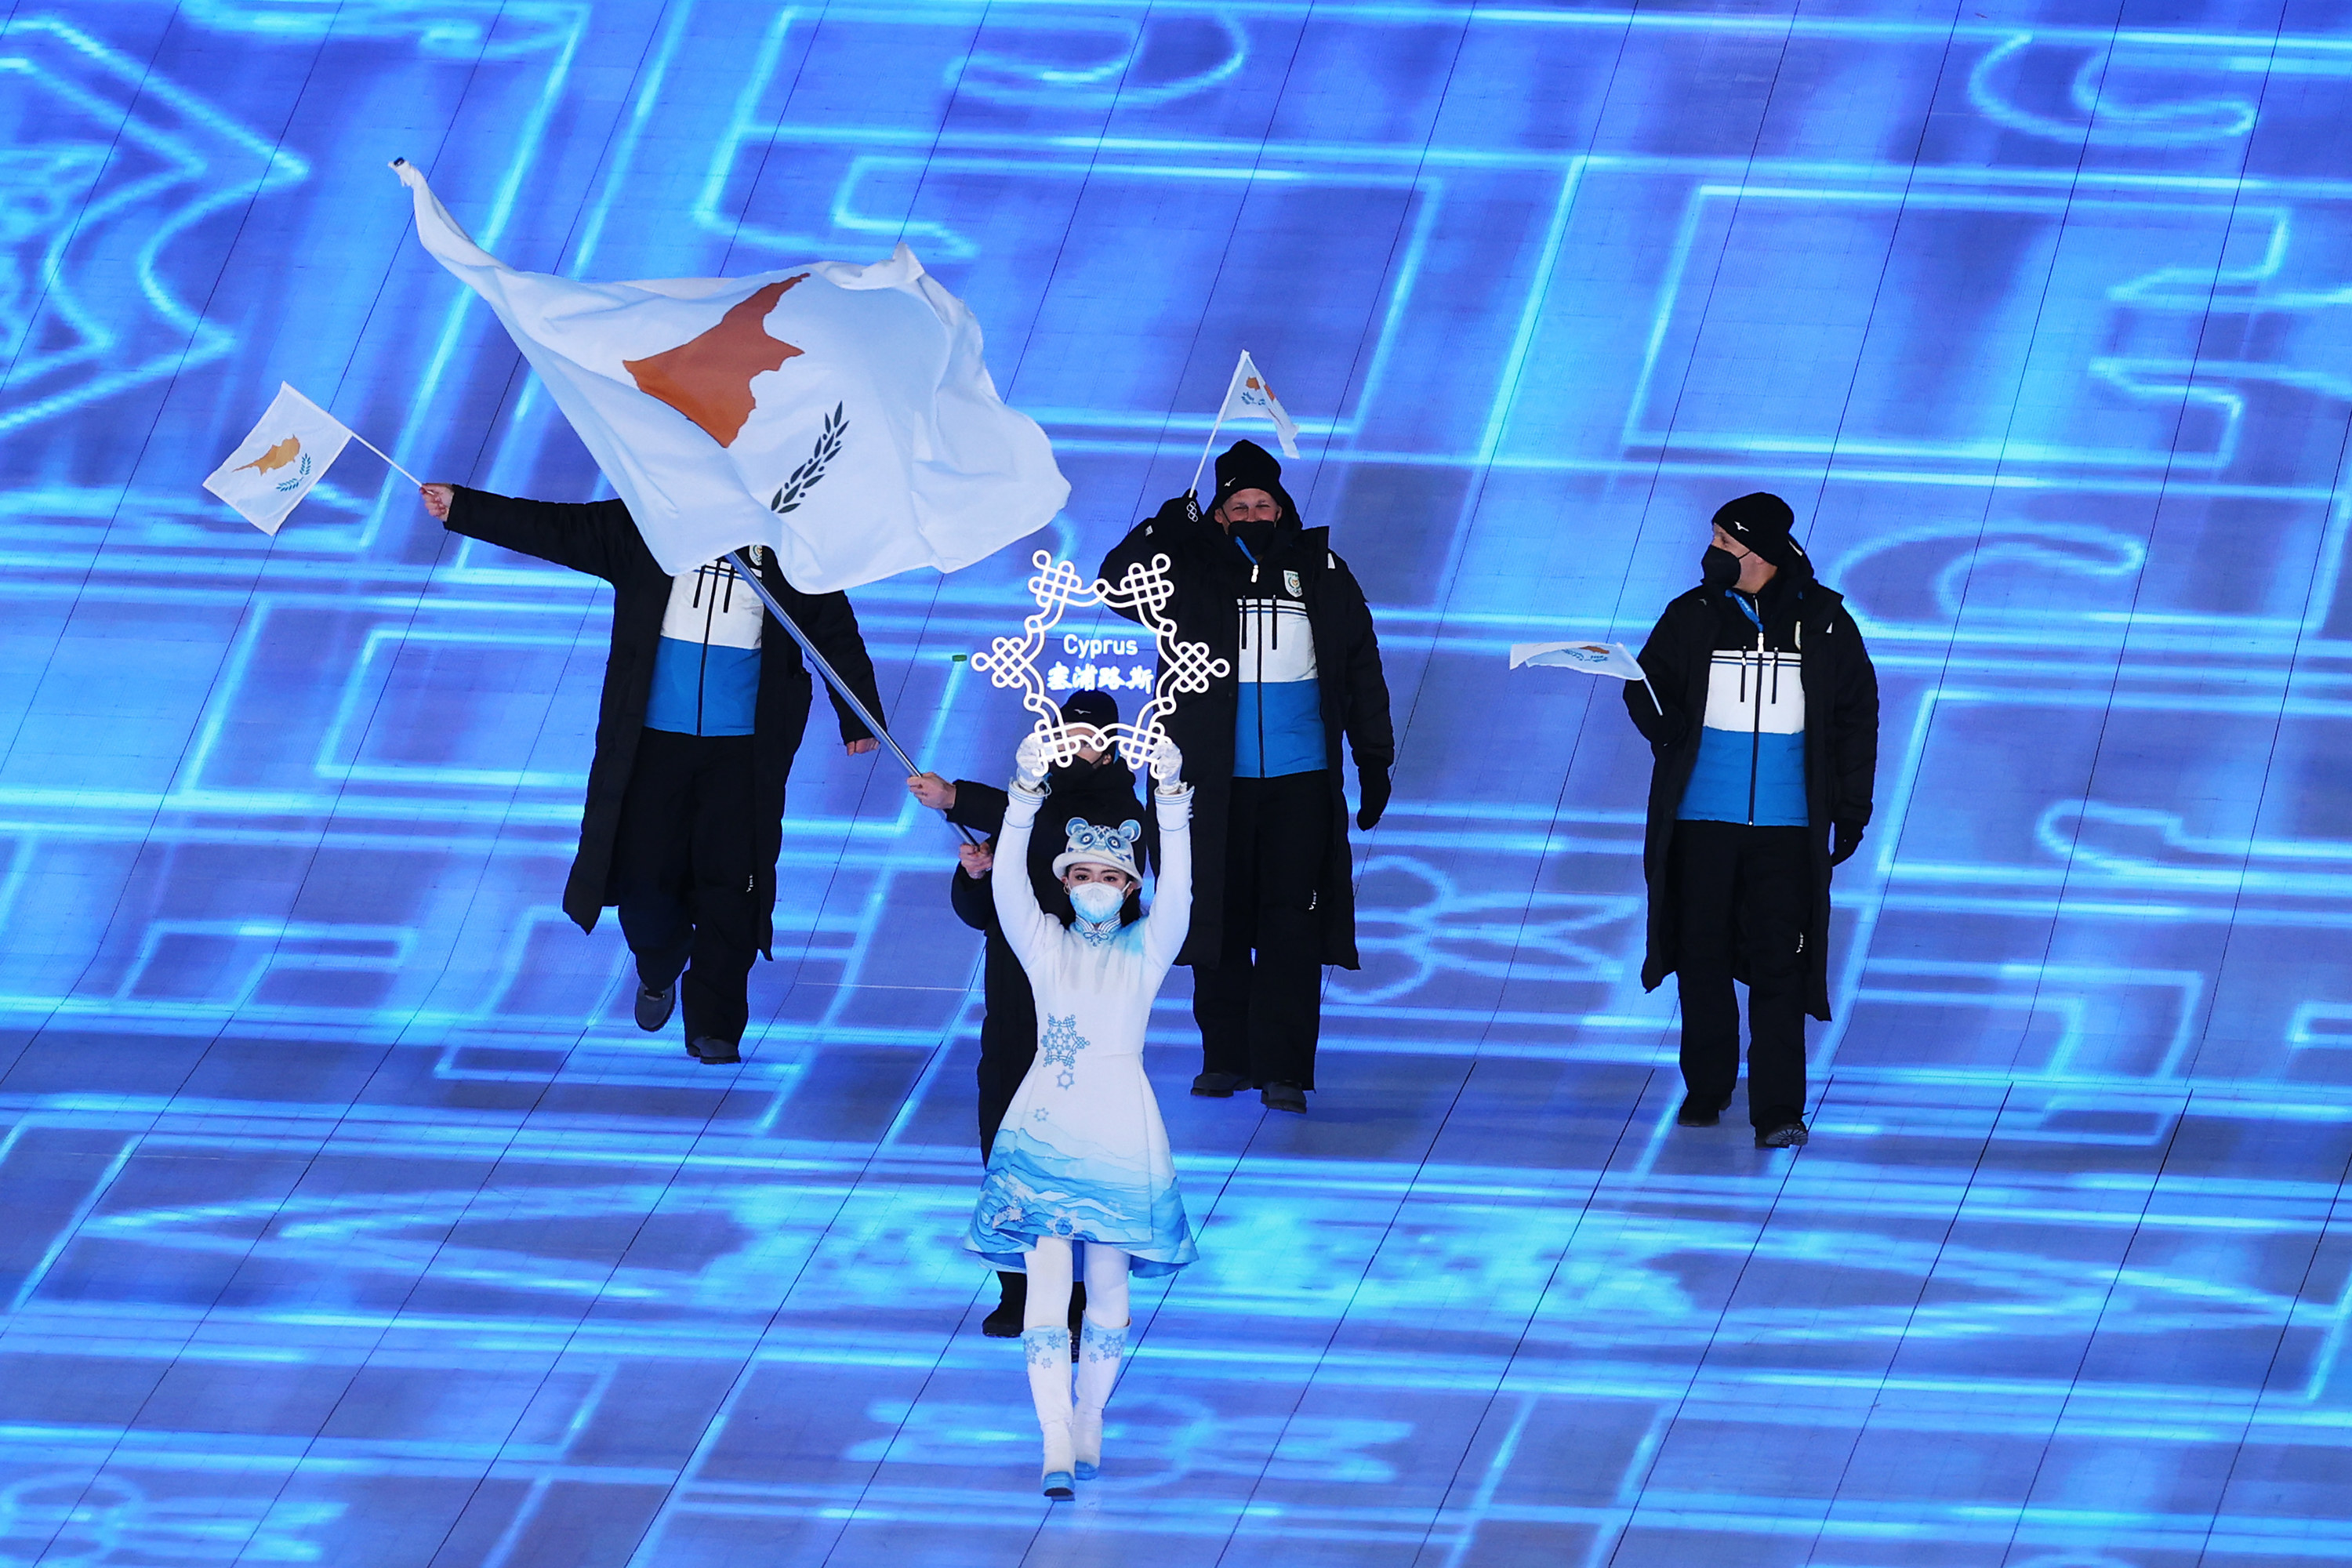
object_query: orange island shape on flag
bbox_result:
[238,436,304,474]
[622,274,810,447]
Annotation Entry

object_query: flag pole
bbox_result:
[1185,350,1249,499]
[728,551,978,846]
[347,429,425,489]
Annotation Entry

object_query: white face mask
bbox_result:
[1069,881,1125,924]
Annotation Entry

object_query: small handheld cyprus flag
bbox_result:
[203,384,354,533]
[1510,640,1662,713]
[1218,350,1299,459]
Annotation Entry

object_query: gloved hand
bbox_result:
[1356,765,1392,830]
[1829,820,1864,867]
[1145,731,1185,787]
[1014,731,1051,790]
[1152,492,1203,530]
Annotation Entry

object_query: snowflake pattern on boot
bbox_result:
[1022,1326,1071,1369]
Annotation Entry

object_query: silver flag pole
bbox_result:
[728,550,978,846]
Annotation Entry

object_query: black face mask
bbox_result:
[1701,546,1742,590]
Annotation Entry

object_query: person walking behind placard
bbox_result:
[967,729,1196,1499]
[908,690,1153,1338]
[419,483,884,1063]
[1624,492,1879,1148]
[1098,439,1394,1115]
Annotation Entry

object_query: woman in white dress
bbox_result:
[967,729,1197,1497]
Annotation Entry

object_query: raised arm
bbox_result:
[989,738,1060,969]
[1098,495,1203,626]
[1142,783,1193,973]
[439,486,648,583]
[1136,735,1194,973]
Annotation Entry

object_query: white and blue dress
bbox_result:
[967,779,1199,1277]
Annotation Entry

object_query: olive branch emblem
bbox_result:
[769,402,847,514]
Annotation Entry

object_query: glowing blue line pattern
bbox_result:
[0,2,2349,1564]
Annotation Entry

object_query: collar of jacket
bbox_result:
[1693,578,1842,630]
[1222,521,1328,566]
[1670,579,1842,631]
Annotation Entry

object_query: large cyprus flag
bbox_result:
[392,160,1068,588]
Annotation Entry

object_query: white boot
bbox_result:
[1022,1326,1076,1497]
[1072,1316,1127,1479]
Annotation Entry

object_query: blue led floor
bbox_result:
[3,2,2351,1564]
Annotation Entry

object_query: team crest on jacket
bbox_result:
[1283,569,1301,597]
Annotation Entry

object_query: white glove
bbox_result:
[1013,731,1051,790]
[1145,732,1184,787]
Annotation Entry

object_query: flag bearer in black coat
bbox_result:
[1624,492,1878,1149]
[906,691,1149,1337]
[419,483,885,1064]
[1098,440,1395,1115]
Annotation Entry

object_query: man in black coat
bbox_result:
[420,483,884,1064]
[906,689,1148,1336]
[1624,492,1878,1148]
[1098,440,1394,1114]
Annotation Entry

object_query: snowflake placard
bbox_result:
[970,550,1231,769]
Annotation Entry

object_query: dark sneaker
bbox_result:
[691,1037,741,1065]
[1755,1121,1809,1149]
[1191,1070,1247,1098]
[634,982,676,1032]
[1675,1099,1723,1127]
[982,1272,1025,1338]
[1261,1082,1307,1115]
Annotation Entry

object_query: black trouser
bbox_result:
[976,930,1037,1163]
[1671,819,1810,1129]
[612,728,762,1047]
[1195,771,1330,1090]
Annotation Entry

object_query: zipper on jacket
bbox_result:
[1748,626,1762,825]
[695,561,715,735]
[1729,590,1766,826]
[1236,536,1267,772]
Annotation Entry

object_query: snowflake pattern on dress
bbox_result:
[1041,1013,1088,1088]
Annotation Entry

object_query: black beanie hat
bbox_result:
[1711,492,1806,569]
[1210,439,1298,522]
[1060,690,1118,731]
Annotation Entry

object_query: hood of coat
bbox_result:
[1768,543,1819,593]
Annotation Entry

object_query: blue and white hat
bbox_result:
[1053,818,1144,881]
